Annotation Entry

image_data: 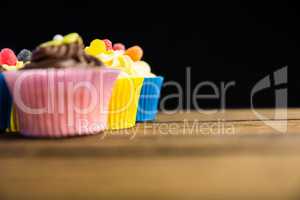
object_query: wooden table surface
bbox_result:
[1,109,300,200]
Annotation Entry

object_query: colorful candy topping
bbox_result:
[25,33,103,69]
[1,34,154,75]
[125,45,143,61]
[113,43,126,51]
[17,49,32,62]
[103,39,113,51]
[40,33,83,47]
[84,38,155,76]
[53,34,64,41]
[0,48,25,71]
[0,48,18,66]
[85,39,107,56]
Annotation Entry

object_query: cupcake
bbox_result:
[0,48,24,132]
[0,72,12,132]
[95,43,163,122]
[125,46,164,122]
[85,39,144,129]
[7,49,32,132]
[4,33,119,137]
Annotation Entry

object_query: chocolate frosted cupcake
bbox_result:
[4,33,120,137]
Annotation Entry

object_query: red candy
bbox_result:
[0,48,17,66]
[102,39,113,51]
[113,43,125,51]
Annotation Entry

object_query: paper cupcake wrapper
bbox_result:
[136,76,164,121]
[6,105,19,132]
[4,68,119,137]
[0,73,12,131]
[108,77,144,130]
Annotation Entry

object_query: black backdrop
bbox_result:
[1,1,298,109]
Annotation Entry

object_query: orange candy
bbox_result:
[125,45,143,61]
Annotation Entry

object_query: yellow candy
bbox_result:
[96,49,137,76]
[16,61,25,69]
[63,33,82,44]
[85,47,95,56]
[85,39,107,56]
[1,61,25,71]
[40,33,82,47]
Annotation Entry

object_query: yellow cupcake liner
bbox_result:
[6,105,19,132]
[108,77,144,130]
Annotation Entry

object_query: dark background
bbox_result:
[1,1,297,109]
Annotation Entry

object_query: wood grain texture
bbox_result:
[1,109,300,200]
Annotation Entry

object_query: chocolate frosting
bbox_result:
[24,41,104,69]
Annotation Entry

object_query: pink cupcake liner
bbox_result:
[4,67,119,137]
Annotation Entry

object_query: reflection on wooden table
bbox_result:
[1,109,300,200]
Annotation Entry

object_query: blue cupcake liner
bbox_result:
[136,76,164,122]
[0,73,12,131]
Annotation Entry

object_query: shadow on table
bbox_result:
[0,132,100,140]
[0,132,26,140]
